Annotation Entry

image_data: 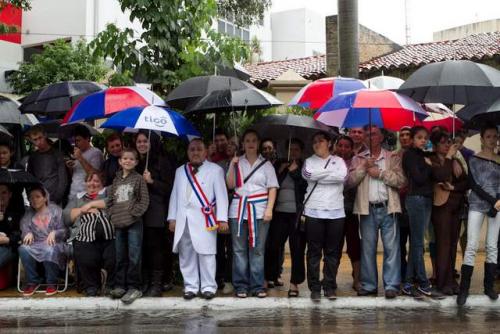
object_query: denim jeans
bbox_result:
[230,218,269,294]
[114,220,143,290]
[360,205,401,292]
[18,245,59,284]
[0,246,13,268]
[405,195,432,288]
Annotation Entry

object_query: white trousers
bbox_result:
[178,225,217,294]
[463,210,500,266]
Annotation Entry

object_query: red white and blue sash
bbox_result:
[233,162,244,188]
[234,192,268,248]
[184,163,218,231]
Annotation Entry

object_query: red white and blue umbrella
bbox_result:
[289,77,366,110]
[314,89,428,131]
[100,105,200,141]
[63,86,165,124]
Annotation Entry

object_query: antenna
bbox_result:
[404,0,412,45]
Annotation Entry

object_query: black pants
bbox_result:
[216,233,233,285]
[264,212,306,285]
[399,211,410,280]
[306,216,344,292]
[143,226,172,280]
[74,239,115,291]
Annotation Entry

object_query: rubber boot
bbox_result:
[457,264,473,306]
[145,271,163,297]
[484,263,499,300]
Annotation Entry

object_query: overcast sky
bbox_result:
[271,0,500,45]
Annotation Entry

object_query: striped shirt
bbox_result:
[75,209,114,242]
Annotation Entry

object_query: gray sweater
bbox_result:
[468,155,500,213]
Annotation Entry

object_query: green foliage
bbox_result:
[107,70,135,87]
[218,0,271,27]
[9,39,108,94]
[90,0,251,93]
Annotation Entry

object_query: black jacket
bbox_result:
[402,147,433,198]
[102,155,121,187]
[0,206,22,251]
[276,160,308,212]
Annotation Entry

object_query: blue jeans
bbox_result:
[405,195,432,287]
[230,218,269,294]
[18,245,59,284]
[360,205,401,292]
[0,246,13,268]
[114,220,143,290]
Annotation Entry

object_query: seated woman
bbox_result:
[19,186,68,296]
[0,184,23,276]
[63,172,115,296]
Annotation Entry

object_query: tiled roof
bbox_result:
[244,32,500,85]
[244,55,326,87]
[360,31,500,73]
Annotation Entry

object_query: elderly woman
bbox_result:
[19,186,67,296]
[63,172,115,296]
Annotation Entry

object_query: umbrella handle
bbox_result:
[145,129,151,171]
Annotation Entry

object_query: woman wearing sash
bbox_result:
[167,139,229,300]
[227,129,279,298]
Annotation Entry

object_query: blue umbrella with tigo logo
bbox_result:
[100,105,200,168]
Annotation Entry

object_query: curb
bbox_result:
[0,296,499,310]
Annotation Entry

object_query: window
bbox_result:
[218,19,225,34]
[242,30,250,42]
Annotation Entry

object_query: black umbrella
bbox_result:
[0,168,40,186]
[19,81,105,118]
[458,97,500,129]
[252,114,336,160]
[185,87,282,114]
[216,63,251,81]
[0,95,36,126]
[33,120,99,138]
[0,124,13,140]
[165,75,250,111]
[398,60,500,105]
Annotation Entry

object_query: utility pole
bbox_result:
[337,0,359,78]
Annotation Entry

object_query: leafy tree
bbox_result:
[218,0,271,27]
[107,70,135,87]
[8,39,108,94]
[90,0,251,93]
[0,0,31,33]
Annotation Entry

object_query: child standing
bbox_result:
[107,148,149,304]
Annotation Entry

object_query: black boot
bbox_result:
[484,263,499,300]
[457,264,474,306]
[145,271,163,297]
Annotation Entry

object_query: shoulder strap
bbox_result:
[302,158,331,207]
[243,159,268,184]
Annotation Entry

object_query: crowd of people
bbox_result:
[0,121,498,306]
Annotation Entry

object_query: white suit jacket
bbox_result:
[167,161,228,254]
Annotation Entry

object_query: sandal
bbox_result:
[236,292,248,298]
[288,290,299,298]
[275,278,284,287]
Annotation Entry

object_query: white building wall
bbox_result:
[250,12,273,62]
[304,9,326,57]
[271,9,306,61]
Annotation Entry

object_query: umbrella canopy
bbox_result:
[32,120,99,138]
[0,124,13,139]
[63,86,165,124]
[251,114,336,158]
[398,60,500,104]
[19,81,105,118]
[457,97,500,129]
[100,105,200,141]
[165,75,250,111]
[418,114,464,133]
[364,76,404,90]
[217,63,251,81]
[289,77,366,110]
[0,95,36,126]
[185,87,282,113]
[0,168,40,186]
[314,89,428,131]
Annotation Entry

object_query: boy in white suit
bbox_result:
[168,139,229,299]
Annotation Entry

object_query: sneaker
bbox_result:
[110,287,127,299]
[418,286,445,299]
[401,283,413,296]
[222,282,234,295]
[310,290,321,302]
[202,291,215,300]
[324,290,337,300]
[121,289,143,304]
[84,287,98,297]
[183,291,197,300]
[22,283,40,297]
[357,289,378,297]
[385,290,398,299]
[45,285,58,296]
